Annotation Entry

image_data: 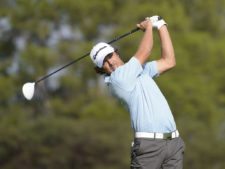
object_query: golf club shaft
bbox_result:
[35,27,140,84]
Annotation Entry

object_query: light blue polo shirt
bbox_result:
[105,57,177,133]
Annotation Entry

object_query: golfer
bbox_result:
[90,16,185,169]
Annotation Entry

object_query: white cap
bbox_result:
[90,42,115,68]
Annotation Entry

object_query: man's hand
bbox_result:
[136,19,152,31]
[146,15,167,30]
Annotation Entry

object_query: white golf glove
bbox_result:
[146,15,167,30]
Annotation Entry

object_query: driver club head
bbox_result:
[22,82,35,100]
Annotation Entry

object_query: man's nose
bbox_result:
[106,59,113,65]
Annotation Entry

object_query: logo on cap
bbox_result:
[93,46,107,60]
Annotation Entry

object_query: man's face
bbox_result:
[102,52,124,74]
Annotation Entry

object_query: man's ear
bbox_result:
[94,66,106,75]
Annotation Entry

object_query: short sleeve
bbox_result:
[143,61,159,78]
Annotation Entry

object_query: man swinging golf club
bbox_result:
[90,16,185,169]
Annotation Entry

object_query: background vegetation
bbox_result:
[0,0,225,168]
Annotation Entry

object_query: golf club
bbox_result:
[22,27,140,100]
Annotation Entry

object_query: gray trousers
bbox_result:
[131,137,185,169]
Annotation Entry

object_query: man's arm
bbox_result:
[156,25,176,74]
[134,19,153,65]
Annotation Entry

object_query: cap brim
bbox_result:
[97,47,114,67]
